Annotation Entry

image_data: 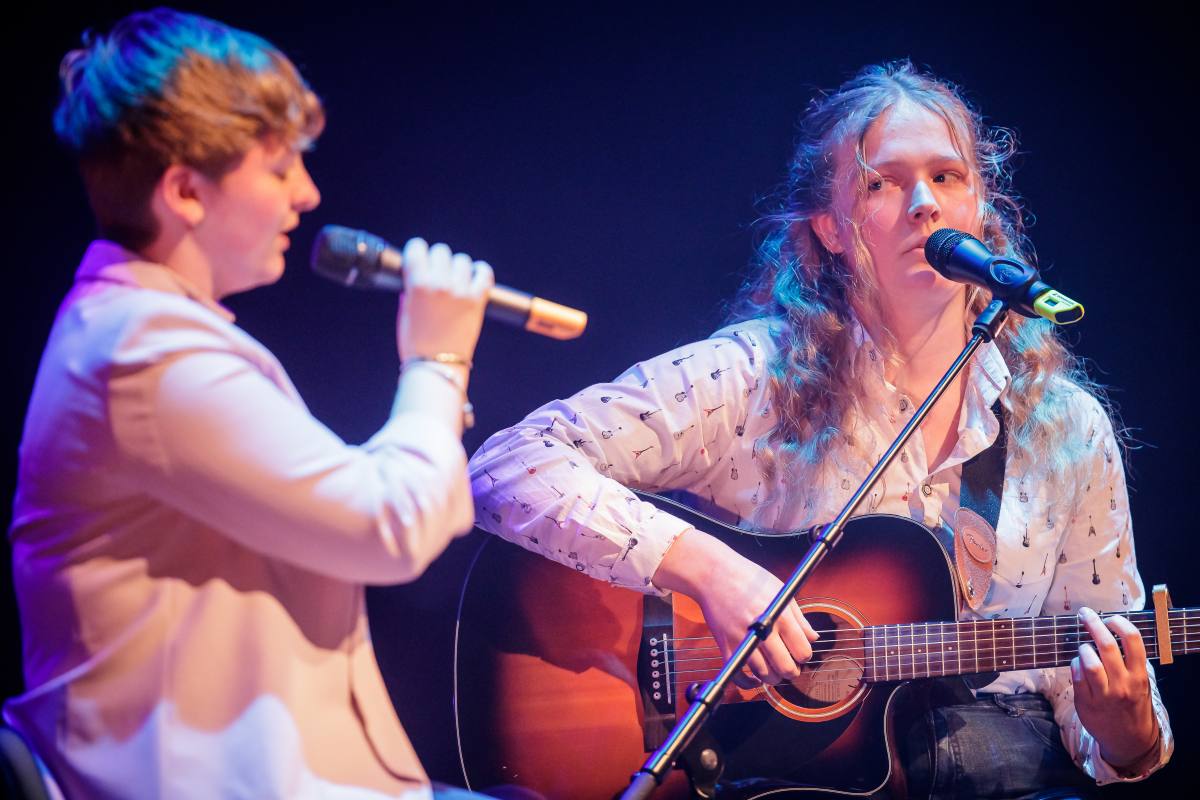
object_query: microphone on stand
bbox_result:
[311,225,588,340]
[924,229,1084,324]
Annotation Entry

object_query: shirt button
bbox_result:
[921,483,933,497]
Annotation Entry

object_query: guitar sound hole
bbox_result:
[769,609,865,713]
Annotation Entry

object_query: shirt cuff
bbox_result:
[605,498,694,596]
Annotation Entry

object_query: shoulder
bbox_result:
[709,317,783,364]
[1044,375,1114,439]
[61,283,266,371]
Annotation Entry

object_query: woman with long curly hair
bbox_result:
[469,62,1172,796]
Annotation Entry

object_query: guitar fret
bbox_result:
[921,622,929,678]
[931,621,940,678]
[912,623,921,679]
[868,623,878,681]
[1013,618,1029,670]
[883,623,892,681]
[976,618,993,672]
[877,625,885,682]
[971,619,980,675]
[1032,617,1051,668]
[898,624,913,679]
[1011,617,1018,669]
[937,621,950,678]
[946,621,956,678]
[1051,615,1058,669]
[955,621,969,677]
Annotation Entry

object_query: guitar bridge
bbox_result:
[638,593,677,751]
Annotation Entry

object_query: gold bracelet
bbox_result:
[400,360,474,429]
[404,353,473,370]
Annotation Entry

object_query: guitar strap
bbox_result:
[958,400,1006,531]
[934,399,1006,699]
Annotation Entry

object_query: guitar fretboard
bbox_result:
[863,608,1200,682]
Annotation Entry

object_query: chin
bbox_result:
[258,255,287,287]
[223,259,286,298]
[901,267,943,290]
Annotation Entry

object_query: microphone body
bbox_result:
[924,229,1084,325]
[311,225,587,340]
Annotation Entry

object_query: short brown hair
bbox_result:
[55,8,325,250]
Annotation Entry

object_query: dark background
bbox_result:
[6,2,1195,795]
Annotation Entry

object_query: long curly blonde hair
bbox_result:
[729,61,1103,506]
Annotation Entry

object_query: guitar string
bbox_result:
[662,640,1185,692]
[662,622,1196,655]
[664,641,1176,668]
[660,611,1194,643]
[660,616,1195,650]
[663,631,1192,659]
[654,616,1197,692]
[663,636,1187,663]
[660,626,1195,666]
[662,637,1196,690]
[653,616,1197,691]
[657,633,1180,681]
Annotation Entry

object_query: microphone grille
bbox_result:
[924,228,972,270]
[312,225,364,277]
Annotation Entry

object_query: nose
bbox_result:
[292,158,321,212]
[908,180,940,223]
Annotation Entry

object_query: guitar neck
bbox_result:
[862,608,1200,682]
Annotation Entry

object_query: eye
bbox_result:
[271,154,301,181]
[867,177,884,192]
[933,171,963,184]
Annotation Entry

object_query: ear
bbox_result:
[810,211,844,254]
[152,164,208,229]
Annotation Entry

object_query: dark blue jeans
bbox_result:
[899,693,1097,799]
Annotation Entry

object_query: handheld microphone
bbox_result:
[924,229,1084,325]
[311,225,588,340]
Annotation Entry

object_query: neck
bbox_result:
[140,231,217,300]
[867,291,969,392]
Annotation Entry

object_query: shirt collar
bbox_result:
[74,240,236,323]
[849,318,1011,408]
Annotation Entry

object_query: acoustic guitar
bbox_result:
[453,492,1192,798]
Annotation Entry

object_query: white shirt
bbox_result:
[468,317,1172,784]
[6,241,474,799]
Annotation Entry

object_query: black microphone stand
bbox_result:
[621,299,1012,800]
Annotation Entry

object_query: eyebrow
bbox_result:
[868,155,969,172]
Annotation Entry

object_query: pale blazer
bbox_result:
[6,241,473,799]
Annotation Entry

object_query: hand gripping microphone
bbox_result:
[924,229,1084,325]
[311,225,587,340]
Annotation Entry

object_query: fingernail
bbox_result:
[1071,659,1080,682]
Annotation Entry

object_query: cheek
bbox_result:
[238,191,287,244]
[946,187,983,230]
[856,199,904,248]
